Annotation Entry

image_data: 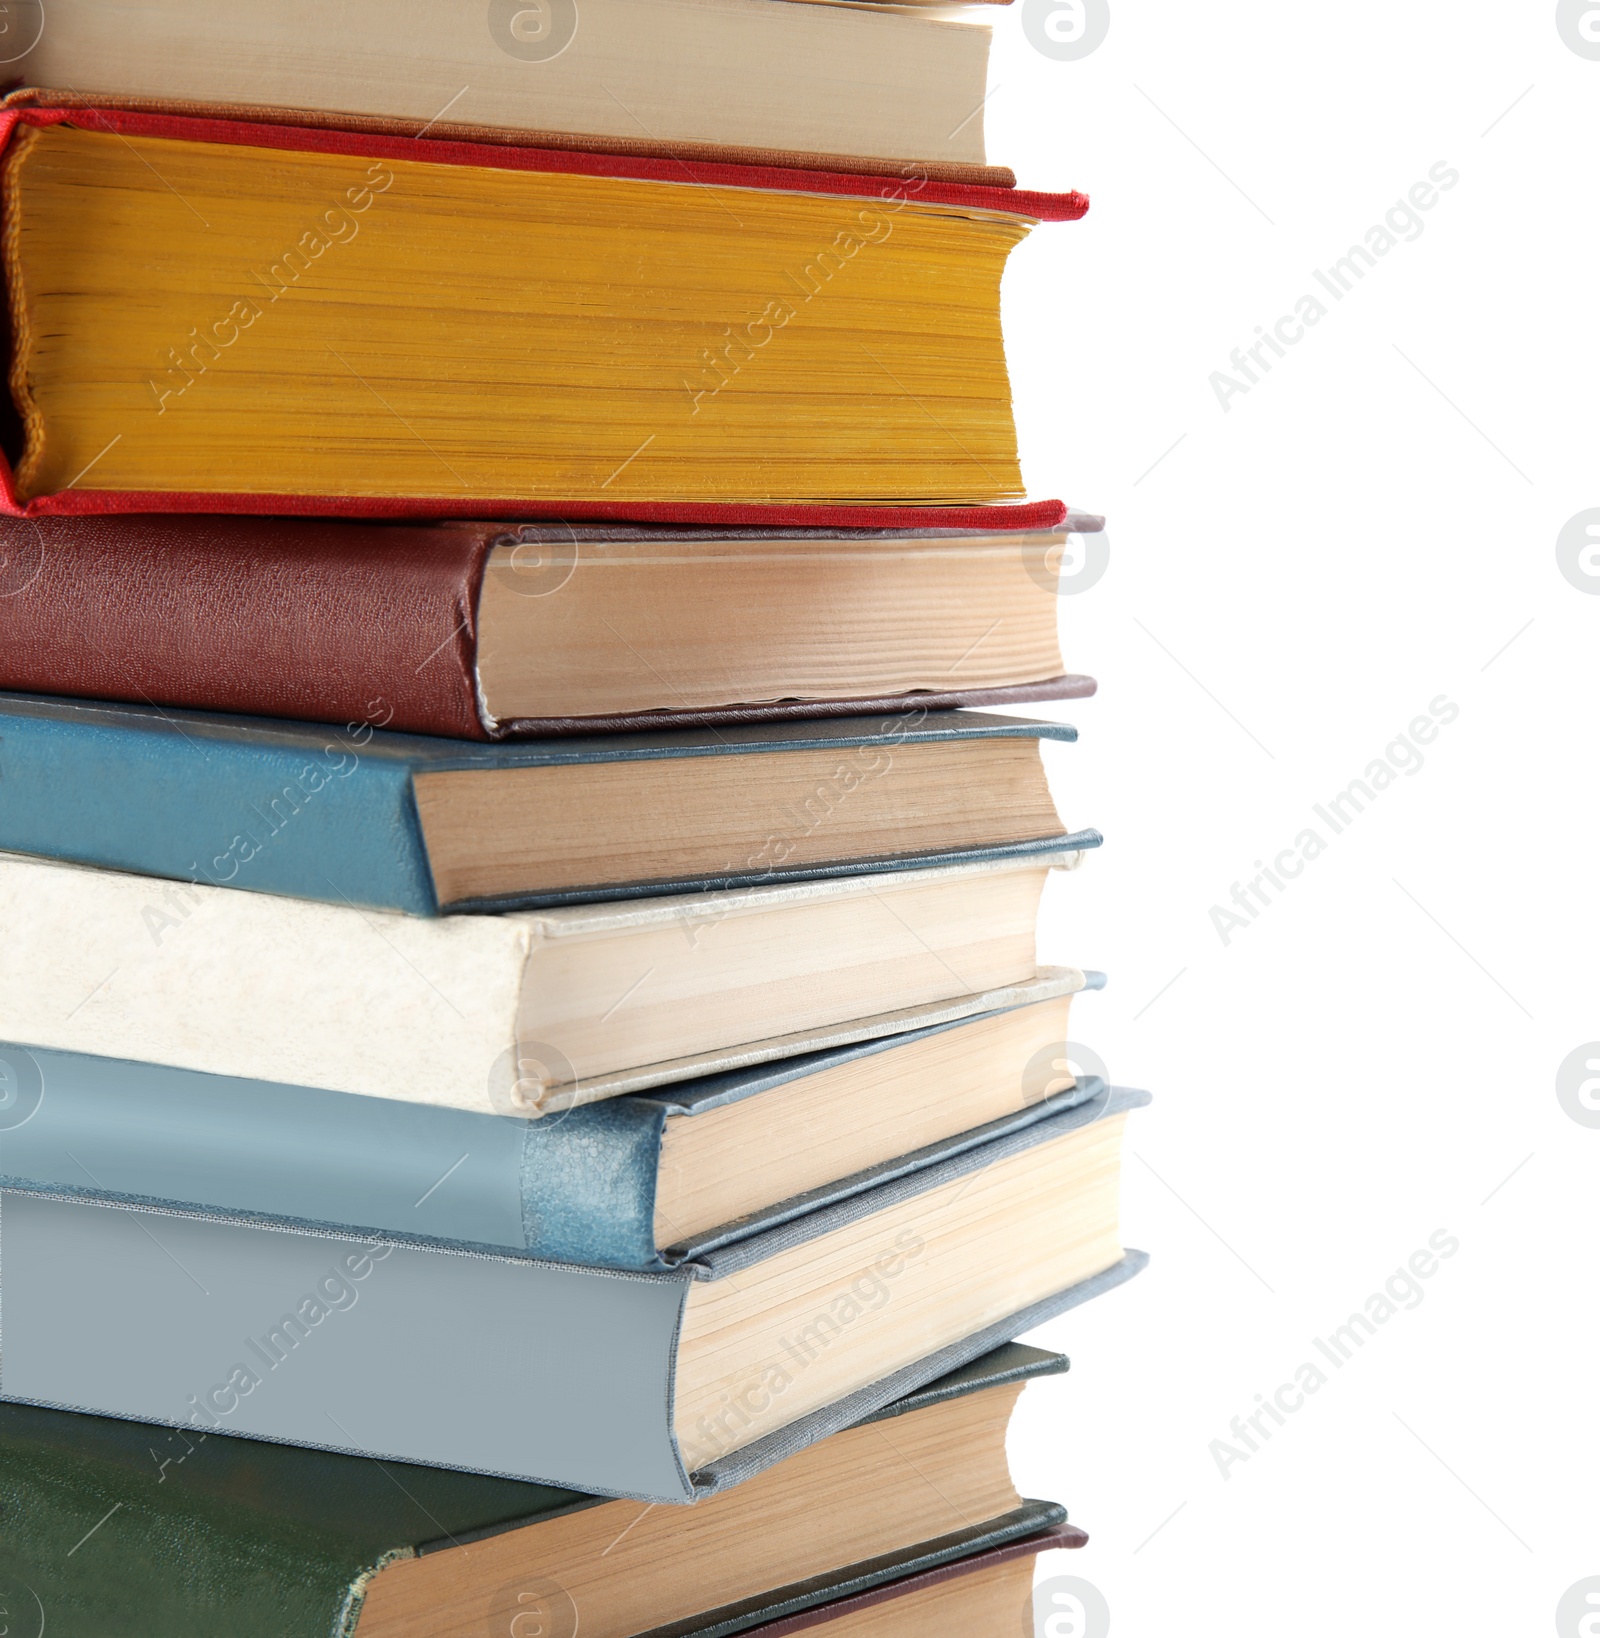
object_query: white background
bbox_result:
[985,2,1600,1633]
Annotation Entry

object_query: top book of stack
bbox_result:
[8,0,1018,182]
[0,3,1085,526]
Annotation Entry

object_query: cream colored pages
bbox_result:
[475,535,1065,721]
[513,851,1081,1107]
[19,0,992,165]
[655,988,1078,1241]
[522,865,1047,1088]
[536,971,1085,1112]
[674,1115,1128,1462]
[354,1386,1020,1638]
[0,852,532,1112]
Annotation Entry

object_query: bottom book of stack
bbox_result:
[0,1343,1081,1637]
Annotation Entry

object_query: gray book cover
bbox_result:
[0,1091,1149,1502]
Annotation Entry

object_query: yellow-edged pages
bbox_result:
[5,125,1033,505]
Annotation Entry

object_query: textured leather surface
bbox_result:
[3,88,1020,188]
[518,1094,670,1269]
[0,513,489,738]
[0,514,1093,738]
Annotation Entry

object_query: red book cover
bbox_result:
[0,512,1098,740]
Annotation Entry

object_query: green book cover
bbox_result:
[0,1398,584,1637]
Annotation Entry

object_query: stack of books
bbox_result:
[0,6,1147,1634]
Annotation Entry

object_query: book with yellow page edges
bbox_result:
[0,105,1086,521]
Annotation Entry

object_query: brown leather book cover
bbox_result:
[0,513,1099,740]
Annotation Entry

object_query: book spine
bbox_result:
[0,514,491,740]
[0,705,440,914]
[518,1098,670,1268]
[1,1192,694,1501]
[0,1043,527,1251]
[0,1040,672,1270]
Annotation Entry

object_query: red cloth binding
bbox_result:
[0,481,1070,532]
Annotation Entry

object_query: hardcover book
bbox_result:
[0,106,1085,519]
[0,1088,1149,1497]
[0,848,1092,1114]
[0,696,1090,913]
[0,1341,1078,1638]
[0,512,1103,739]
[10,0,1011,180]
[0,983,1102,1269]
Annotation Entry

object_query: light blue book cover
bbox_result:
[0,1087,1150,1499]
[0,975,1106,1270]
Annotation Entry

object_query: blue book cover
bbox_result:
[0,694,1087,915]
